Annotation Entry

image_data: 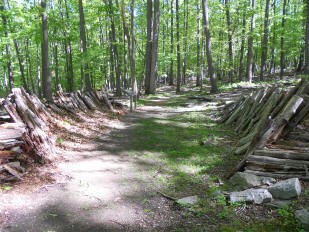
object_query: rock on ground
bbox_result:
[229,172,276,191]
[295,209,309,231]
[265,199,292,209]
[177,196,199,206]
[229,189,272,204]
[268,178,301,200]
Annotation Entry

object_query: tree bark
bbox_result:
[280,0,287,78]
[64,0,74,92]
[259,0,270,81]
[269,0,277,74]
[121,0,136,100]
[196,0,201,87]
[145,0,153,94]
[0,0,14,92]
[176,0,181,94]
[13,41,28,92]
[238,5,247,81]
[182,0,188,85]
[169,0,174,86]
[304,0,309,74]
[78,0,92,92]
[202,0,218,93]
[225,0,233,83]
[246,0,256,83]
[41,0,53,101]
[149,0,160,94]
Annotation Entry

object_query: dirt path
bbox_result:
[1,90,220,232]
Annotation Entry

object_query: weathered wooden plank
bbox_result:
[257,95,304,148]
[0,128,24,140]
[244,170,309,181]
[254,149,309,161]
[247,155,309,168]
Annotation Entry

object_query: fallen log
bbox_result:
[0,150,16,159]
[0,139,23,150]
[3,164,22,179]
[244,170,309,180]
[257,95,303,147]
[270,80,304,119]
[247,155,309,168]
[0,128,24,140]
[254,149,309,161]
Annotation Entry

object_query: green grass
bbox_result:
[131,90,303,231]
[131,108,236,199]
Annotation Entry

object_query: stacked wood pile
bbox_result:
[221,79,309,180]
[0,86,116,182]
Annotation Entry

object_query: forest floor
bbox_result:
[0,82,305,232]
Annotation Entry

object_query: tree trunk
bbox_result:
[176,0,181,94]
[145,0,153,94]
[182,0,188,85]
[0,1,14,92]
[26,40,35,93]
[260,0,270,81]
[280,0,287,78]
[202,0,218,93]
[246,0,256,83]
[79,0,92,92]
[149,0,160,94]
[36,44,42,97]
[121,0,136,98]
[169,0,174,86]
[13,41,28,92]
[64,0,74,92]
[196,0,201,87]
[225,0,233,83]
[269,0,277,75]
[238,5,247,81]
[105,0,122,96]
[304,0,309,74]
[41,0,53,101]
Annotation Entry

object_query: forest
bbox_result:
[0,0,308,97]
[1,0,309,231]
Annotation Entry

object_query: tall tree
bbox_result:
[246,0,256,83]
[304,0,309,74]
[0,0,14,92]
[225,0,233,82]
[196,0,201,87]
[260,0,271,81]
[145,0,153,94]
[145,0,159,94]
[149,0,160,94]
[41,0,53,101]
[176,0,181,93]
[79,0,92,92]
[169,0,174,86]
[120,0,136,92]
[238,3,247,81]
[202,0,218,93]
[182,0,188,84]
[63,0,74,92]
[280,0,287,78]
[269,0,277,74]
